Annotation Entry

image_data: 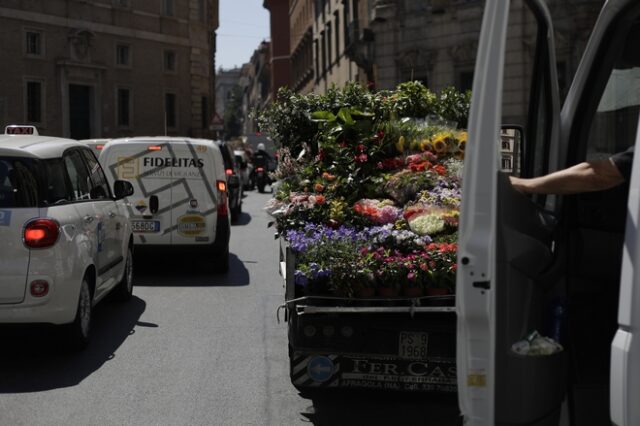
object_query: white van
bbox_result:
[458,1,640,425]
[99,137,230,272]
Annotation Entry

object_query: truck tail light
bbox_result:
[216,180,227,192]
[30,280,49,297]
[24,219,59,248]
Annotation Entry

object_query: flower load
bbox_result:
[260,82,470,299]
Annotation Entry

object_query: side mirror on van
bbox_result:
[113,180,134,200]
[500,125,524,176]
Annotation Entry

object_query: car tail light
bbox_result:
[256,167,265,172]
[24,219,60,248]
[30,280,49,297]
[225,168,233,176]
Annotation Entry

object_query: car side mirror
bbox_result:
[113,180,134,200]
[500,125,524,176]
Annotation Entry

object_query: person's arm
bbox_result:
[509,158,625,195]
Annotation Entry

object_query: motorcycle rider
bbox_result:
[252,143,273,171]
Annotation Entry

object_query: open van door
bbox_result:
[611,132,640,425]
[457,0,561,424]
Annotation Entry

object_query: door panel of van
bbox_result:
[105,142,173,245]
[168,141,219,246]
[457,1,562,425]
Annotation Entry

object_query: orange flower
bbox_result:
[315,194,326,205]
[314,183,325,193]
[322,172,336,182]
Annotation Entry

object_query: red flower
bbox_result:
[357,144,365,152]
[315,194,326,204]
[433,164,447,176]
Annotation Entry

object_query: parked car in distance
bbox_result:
[0,125,135,349]
[99,137,231,272]
[234,149,254,190]
[215,140,243,222]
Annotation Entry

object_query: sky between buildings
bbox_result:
[216,0,271,71]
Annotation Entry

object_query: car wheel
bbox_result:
[114,246,134,301]
[67,277,93,350]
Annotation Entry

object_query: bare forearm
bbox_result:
[510,160,625,195]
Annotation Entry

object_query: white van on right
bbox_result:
[100,137,230,272]
[458,1,640,425]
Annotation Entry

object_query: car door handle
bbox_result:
[83,215,94,223]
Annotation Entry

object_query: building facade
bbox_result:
[312,0,370,93]
[215,67,242,118]
[289,0,315,93]
[264,0,292,100]
[0,0,219,139]
[240,41,271,137]
[368,0,604,125]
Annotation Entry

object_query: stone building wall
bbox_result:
[0,0,218,139]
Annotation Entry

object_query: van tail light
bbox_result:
[96,144,104,150]
[30,280,49,297]
[147,145,162,151]
[24,219,60,249]
[225,168,233,176]
[216,180,228,216]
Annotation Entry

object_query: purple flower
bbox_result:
[294,270,309,286]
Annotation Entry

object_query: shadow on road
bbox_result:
[232,212,252,226]
[0,296,147,393]
[298,389,461,426]
[134,252,250,287]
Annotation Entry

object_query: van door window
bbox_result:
[585,27,640,161]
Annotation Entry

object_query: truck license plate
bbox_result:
[398,331,429,360]
[132,220,160,233]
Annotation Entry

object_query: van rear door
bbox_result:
[457,0,561,424]
[102,141,173,245]
[168,140,220,246]
[0,156,40,304]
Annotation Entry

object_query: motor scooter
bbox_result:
[255,166,270,193]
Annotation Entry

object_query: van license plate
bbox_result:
[132,220,160,233]
[398,332,429,360]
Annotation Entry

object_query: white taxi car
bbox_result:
[0,125,135,348]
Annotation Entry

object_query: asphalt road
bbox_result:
[0,189,461,426]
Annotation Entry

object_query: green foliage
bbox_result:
[257,81,470,156]
[435,86,472,128]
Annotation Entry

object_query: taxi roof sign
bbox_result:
[5,125,39,136]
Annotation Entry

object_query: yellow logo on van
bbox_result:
[117,157,139,179]
[177,213,206,237]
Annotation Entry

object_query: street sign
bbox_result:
[210,112,224,131]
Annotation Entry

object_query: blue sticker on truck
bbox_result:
[0,210,11,226]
